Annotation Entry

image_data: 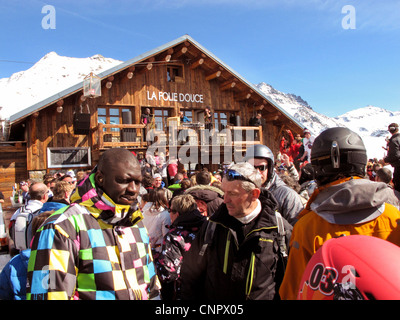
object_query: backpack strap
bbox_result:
[275,211,288,260]
[13,207,33,250]
[13,207,42,251]
[198,220,216,257]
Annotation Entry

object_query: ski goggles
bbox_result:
[225,169,257,187]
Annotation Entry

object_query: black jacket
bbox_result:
[156,209,206,300]
[385,133,400,167]
[181,189,292,300]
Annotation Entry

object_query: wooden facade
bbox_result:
[2,35,304,205]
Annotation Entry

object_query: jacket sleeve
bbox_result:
[279,220,313,300]
[0,262,14,300]
[180,221,208,300]
[288,130,294,145]
[157,234,183,283]
[274,185,304,225]
[385,138,400,166]
[26,222,77,300]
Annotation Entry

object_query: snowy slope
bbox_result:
[257,82,343,134]
[256,83,397,160]
[335,106,400,160]
[0,52,122,119]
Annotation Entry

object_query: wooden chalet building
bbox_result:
[1,35,304,205]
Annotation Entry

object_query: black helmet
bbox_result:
[311,127,367,185]
[244,144,275,181]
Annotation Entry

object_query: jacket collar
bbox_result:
[70,172,143,226]
[172,209,206,229]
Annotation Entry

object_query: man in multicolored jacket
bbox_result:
[26,148,161,300]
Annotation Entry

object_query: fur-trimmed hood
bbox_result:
[185,184,224,199]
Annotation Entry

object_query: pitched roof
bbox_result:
[10,34,302,129]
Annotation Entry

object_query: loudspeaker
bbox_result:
[73,113,91,135]
[122,111,132,124]
[235,115,241,126]
[120,110,136,142]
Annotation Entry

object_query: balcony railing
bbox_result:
[92,123,263,150]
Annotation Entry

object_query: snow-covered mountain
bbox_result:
[0,53,396,160]
[335,106,400,160]
[256,82,397,160]
[0,52,122,119]
[256,82,344,134]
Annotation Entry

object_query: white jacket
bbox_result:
[142,202,171,251]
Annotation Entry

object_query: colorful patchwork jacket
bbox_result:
[26,173,161,300]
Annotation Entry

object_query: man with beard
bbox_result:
[27,148,161,300]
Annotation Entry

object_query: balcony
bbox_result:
[92,123,263,151]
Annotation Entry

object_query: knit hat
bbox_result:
[153,173,162,179]
[66,170,77,182]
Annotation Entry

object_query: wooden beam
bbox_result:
[205,70,221,81]
[220,80,236,91]
[234,92,251,101]
[172,46,188,59]
[136,65,150,75]
[158,48,174,62]
[264,111,281,122]
[126,66,135,79]
[190,58,204,69]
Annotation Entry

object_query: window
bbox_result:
[153,108,171,131]
[214,112,228,131]
[182,110,193,122]
[167,64,184,83]
[98,107,132,133]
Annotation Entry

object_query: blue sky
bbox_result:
[0,0,399,117]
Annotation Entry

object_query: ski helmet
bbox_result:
[310,127,367,185]
[298,235,400,300]
[244,144,275,181]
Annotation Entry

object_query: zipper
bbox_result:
[223,231,231,274]
[246,252,255,298]
[212,220,279,299]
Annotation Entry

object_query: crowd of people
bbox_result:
[1,122,400,301]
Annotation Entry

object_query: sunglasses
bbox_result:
[225,169,256,186]
[253,164,268,172]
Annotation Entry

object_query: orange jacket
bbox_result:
[279,177,400,300]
